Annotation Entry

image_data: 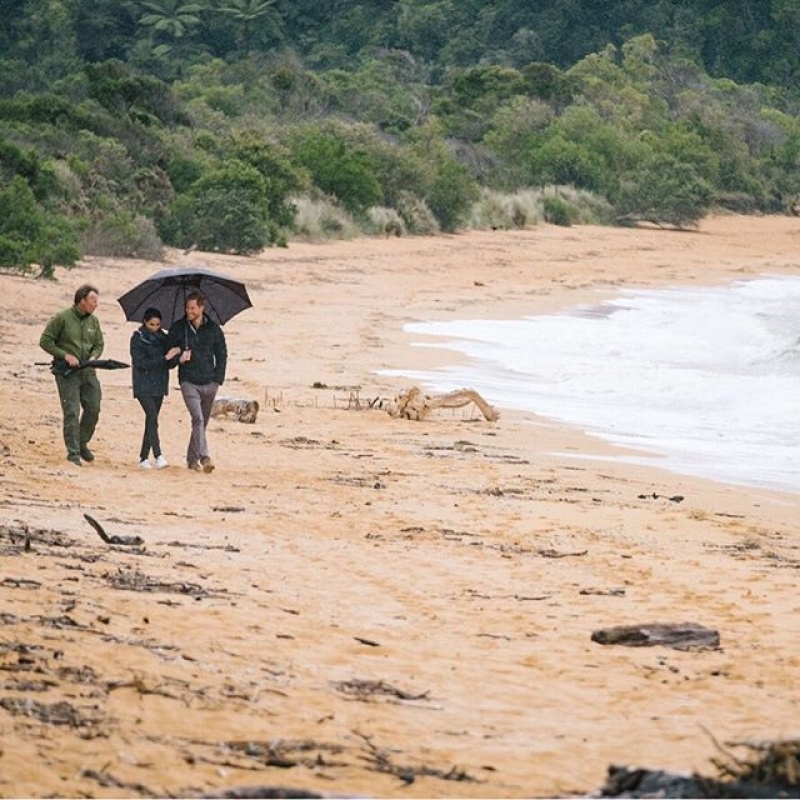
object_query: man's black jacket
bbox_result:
[166,315,227,386]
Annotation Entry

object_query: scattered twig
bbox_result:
[84,513,144,546]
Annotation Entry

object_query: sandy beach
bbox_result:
[1,214,799,798]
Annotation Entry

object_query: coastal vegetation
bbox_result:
[1,0,799,273]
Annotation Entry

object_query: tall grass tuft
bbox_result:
[365,207,406,237]
[291,194,360,241]
[81,213,164,259]
[395,191,439,235]
[469,185,614,230]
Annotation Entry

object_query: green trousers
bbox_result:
[54,369,101,458]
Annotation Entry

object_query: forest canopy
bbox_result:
[1,0,798,273]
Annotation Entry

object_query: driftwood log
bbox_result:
[389,386,498,422]
[211,397,260,424]
[591,622,720,650]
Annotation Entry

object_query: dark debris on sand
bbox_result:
[596,738,800,798]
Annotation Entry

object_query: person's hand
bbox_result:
[64,354,80,367]
[166,346,181,360]
[180,349,192,363]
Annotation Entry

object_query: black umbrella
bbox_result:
[36,358,130,378]
[117,267,252,330]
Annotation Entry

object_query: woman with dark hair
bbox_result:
[130,308,180,469]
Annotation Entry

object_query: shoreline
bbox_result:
[386,271,800,498]
[1,214,799,798]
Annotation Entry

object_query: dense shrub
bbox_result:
[542,196,574,226]
[617,155,714,228]
[168,160,271,254]
[424,160,480,233]
[0,177,79,276]
[228,133,304,232]
[292,130,383,214]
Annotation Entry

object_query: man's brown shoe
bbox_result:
[200,457,215,474]
[187,462,202,472]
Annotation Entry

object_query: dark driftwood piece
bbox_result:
[591,622,720,650]
[637,492,685,502]
[600,764,800,798]
[600,739,800,798]
[84,513,144,546]
[200,789,325,799]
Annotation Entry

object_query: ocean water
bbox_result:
[382,275,800,494]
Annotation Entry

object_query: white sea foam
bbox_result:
[381,275,800,494]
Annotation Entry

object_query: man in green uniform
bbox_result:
[40,284,105,466]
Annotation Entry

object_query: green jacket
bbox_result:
[40,305,104,362]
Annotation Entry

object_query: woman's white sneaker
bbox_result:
[155,455,169,470]
[139,459,151,470]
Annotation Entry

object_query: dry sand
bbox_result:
[1,215,799,798]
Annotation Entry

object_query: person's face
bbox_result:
[185,299,203,324]
[77,291,99,315]
[144,316,161,332]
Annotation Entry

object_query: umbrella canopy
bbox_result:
[117,267,252,329]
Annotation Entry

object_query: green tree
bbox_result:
[521,106,644,201]
[214,0,283,54]
[84,59,189,132]
[520,62,576,106]
[139,0,207,41]
[617,154,713,228]
[424,158,479,232]
[0,133,62,200]
[293,130,383,214]
[0,0,80,91]
[70,0,139,63]
[449,65,528,109]
[0,176,79,276]
[484,96,554,188]
[228,132,305,232]
[183,160,271,253]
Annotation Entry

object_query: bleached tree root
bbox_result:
[388,386,498,422]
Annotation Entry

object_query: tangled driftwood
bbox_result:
[388,386,498,422]
[211,397,260,424]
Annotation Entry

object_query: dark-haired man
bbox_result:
[40,284,105,466]
[166,291,227,473]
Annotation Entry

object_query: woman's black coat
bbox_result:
[130,327,176,397]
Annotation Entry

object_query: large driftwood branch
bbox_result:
[388,386,498,422]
